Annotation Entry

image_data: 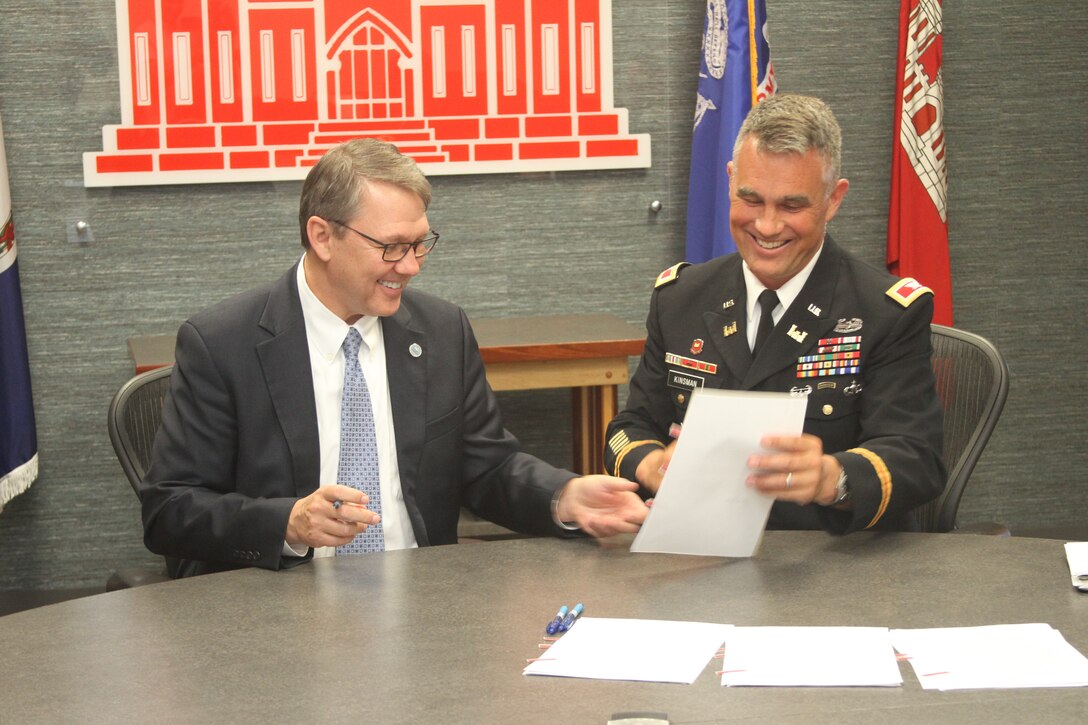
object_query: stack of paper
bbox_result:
[718,627,903,687]
[1065,542,1088,591]
[523,617,732,684]
[890,623,1088,690]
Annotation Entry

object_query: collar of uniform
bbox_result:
[296,253,380,361]
[741,241,825,325]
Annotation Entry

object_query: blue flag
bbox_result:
[685,1,776,263]
[0,113,38,511]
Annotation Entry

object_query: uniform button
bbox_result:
[676,392,686,405]
[822,404,833,415]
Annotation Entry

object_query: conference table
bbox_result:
[128,313,645,476]
[3,532,1085,723]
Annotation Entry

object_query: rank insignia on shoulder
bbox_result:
[886,278,933,307]
[655,262,690,289]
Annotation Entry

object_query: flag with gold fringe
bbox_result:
[0,113,38,511]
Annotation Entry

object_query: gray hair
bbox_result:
[298,138,432,247]
[733,93,842,189]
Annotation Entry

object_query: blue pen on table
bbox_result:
[544,605,569,635]
[557,603,584,633]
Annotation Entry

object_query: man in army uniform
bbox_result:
[605,94,944,533]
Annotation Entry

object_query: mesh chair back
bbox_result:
[915,325,1009,532]
[107,366,174,494]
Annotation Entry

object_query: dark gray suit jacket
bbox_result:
[141,263,574,577]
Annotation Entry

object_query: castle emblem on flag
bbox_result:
[899,0,947,221]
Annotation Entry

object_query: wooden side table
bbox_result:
[128,313,645,475]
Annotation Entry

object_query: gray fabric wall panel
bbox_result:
[0,1,1083,590]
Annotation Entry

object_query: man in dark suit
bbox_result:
[604,94,944,533]
[142,139,646,577]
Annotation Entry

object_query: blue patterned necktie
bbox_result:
[335,327,384,554]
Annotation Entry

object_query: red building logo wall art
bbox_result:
[83,0,651,187]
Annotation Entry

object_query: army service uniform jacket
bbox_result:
[604,237,945,533]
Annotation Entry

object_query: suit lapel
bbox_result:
[705,257,752,384]
[742,238,842,390]
[256,264,321,496]
[382,300,427,502]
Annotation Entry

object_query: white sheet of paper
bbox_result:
[631,388,806,557]
[890,623,1088,690]
[719,626,903,687]
[1064,541,1088,591]
[523,617,733,684]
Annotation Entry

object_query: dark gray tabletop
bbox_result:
[3,532,1086,723]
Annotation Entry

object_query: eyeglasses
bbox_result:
[328,219,440,262]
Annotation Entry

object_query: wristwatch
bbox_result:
[830,468,851,506]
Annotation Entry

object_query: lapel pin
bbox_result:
[787,324,808,343]
[723,322,738,338]
[807,303,822,316]
[409,343,422,358]
[722,299,735,310]
[691,338,704,355]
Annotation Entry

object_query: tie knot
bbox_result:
[343,327,363,357]
[757,289,779,316]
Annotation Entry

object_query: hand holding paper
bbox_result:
[631,389,807,557]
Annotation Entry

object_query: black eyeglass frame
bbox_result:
[327,218,440,262]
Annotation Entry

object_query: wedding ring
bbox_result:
[785,472,793,489]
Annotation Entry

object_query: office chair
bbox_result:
[914,325,1010,533]
[106,365,175,589]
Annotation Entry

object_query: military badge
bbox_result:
[722,322,738,338]
[665,352,718,375]
[690,338,704,355]
[787,324,808,343]
[834,318,863,333]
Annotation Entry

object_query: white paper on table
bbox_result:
[718,626,903,687]
[523,617,733,684]
[1064,542,1088,591]
[631,388,806,557]
[890,623,1088,690]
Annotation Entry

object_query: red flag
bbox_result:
[887,0,953,326]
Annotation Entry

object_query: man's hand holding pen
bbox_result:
[286,484,382,549]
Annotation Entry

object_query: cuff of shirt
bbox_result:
[282,540,309,558]
[550,485,581,531]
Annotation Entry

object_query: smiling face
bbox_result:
[304,179,431,323]
[727,136,848,290]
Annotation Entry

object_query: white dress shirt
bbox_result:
[742,243,824,351]
[293,257,418,556]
